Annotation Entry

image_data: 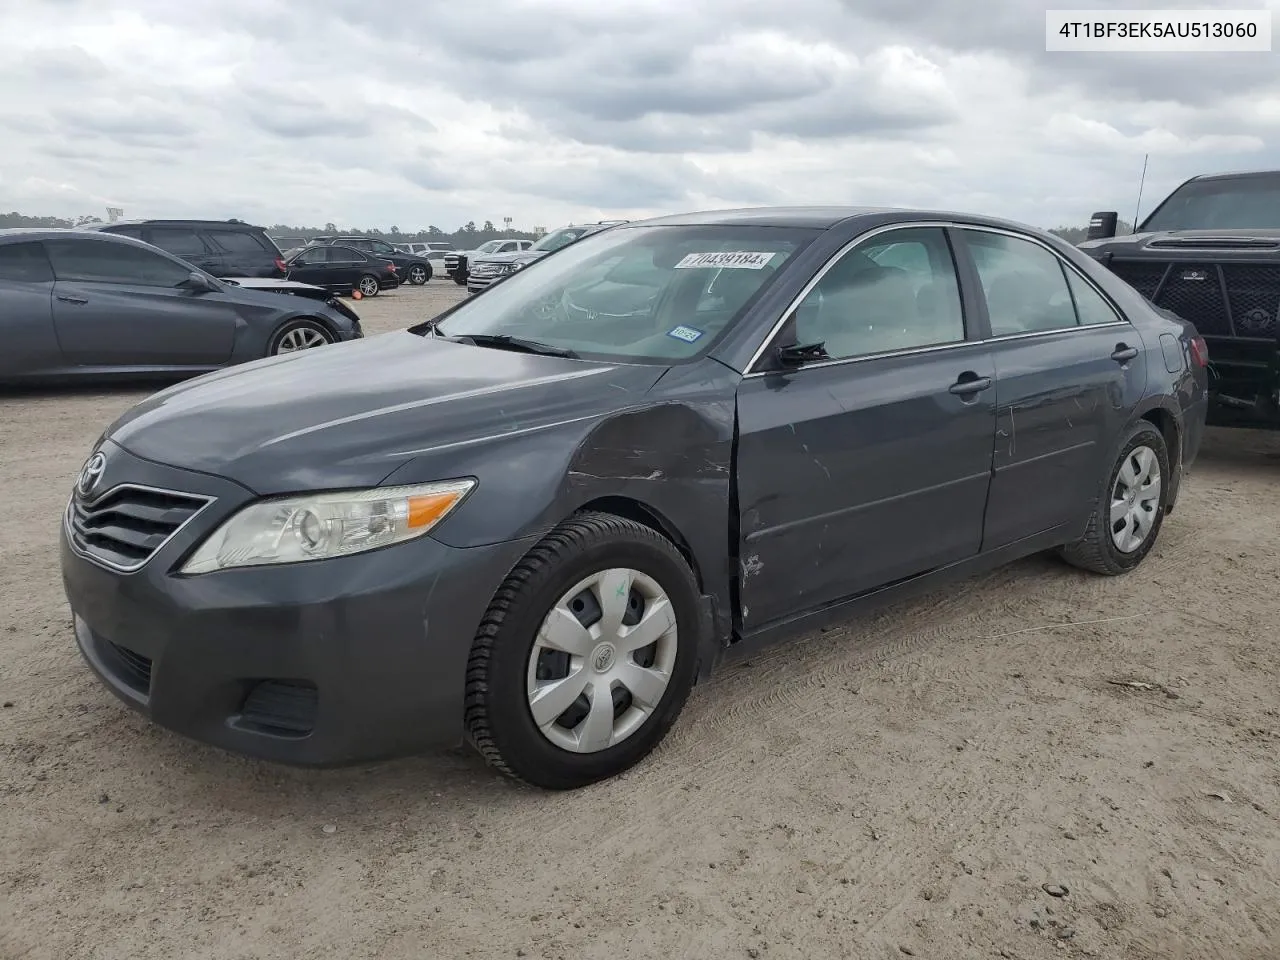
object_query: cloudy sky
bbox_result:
[1,0,1277,233]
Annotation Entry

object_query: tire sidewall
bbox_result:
[1097,422,1170,571]
[267,317,333,357]
[483,531,700,787]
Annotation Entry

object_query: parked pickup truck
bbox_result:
[466,221,629,294]
[443,238,534,285]
[1081,169,1280,429]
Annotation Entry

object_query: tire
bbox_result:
[407,262,431,285]
[266,317,335,356]
[356,274,380,297]
[465,512,701,790]
[1059,420,1170,575]
[452,275,467,286]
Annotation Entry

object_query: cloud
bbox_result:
[0,0,1275,232]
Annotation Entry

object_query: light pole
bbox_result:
[503,216,512,236]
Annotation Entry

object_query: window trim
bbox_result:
[744,220,1131,378]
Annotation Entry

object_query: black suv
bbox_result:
[1081,169,1280,429]
[312,236,433,285]
[88,219,287,279]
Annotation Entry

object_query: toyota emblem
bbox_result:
[76,451,106,498]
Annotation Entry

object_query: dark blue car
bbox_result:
[59,206,1208,789]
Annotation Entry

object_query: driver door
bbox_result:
[734,226,998,630]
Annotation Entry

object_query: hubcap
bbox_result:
[410,267,426,283]
[360,278,377,295]
[275,326,328,353]
[1110,444,1161,553]
[526,568,678,754]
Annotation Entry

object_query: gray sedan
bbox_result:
[0,229,362,383]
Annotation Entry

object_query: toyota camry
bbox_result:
[60,206,1208,789]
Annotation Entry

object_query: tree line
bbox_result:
[2,211,1133,246]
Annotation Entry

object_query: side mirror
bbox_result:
[1086,211,1119,240]
[183,271,215,293]
[776,341,829,366]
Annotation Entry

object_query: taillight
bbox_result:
[1189,336,1209,368]
[275,258,287,273]
[387,263,397,272]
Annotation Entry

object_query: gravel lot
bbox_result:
[3,279,1279,960]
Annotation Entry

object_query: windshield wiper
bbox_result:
[449,333,579,359]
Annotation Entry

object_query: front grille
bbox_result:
[68,484,212,572]
[103,639,152,694]
[443,254,466,273]
[1106,259,1280,339]
[236,680,318,737]
[1223,265,1280,337]
[1107,260,1168,300]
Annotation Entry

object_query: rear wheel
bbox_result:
[407,263,431,285]
[465,512,700,790]
[1060,421,1170,575]
[267,318,334,356]
[356,274,379,297]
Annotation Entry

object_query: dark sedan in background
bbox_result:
[284,243,400,297]
[60,206,1206,790]
[0,229,361,383]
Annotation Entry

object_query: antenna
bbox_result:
[1131,153,1149,234]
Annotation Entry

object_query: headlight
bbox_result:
[180,479,474,574]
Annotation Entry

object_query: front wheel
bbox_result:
[267,318,334,356]
[1060,420,1170,575]
[452,275,467,286]
[407,263,431,285]
[356,274,380,297]
[465,512,701,790]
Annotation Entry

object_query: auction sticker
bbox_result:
[666,325,705,343]
[674,251,776,269]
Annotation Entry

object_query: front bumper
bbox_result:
[60,442,534,766]
[467,272,507,293]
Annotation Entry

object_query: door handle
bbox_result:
[949,374,992,396]
[1111,344,1139,363]
[56,295,88,304]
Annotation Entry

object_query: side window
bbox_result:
[110,227,145,240]
[1064,269,1123,326]
[962,231,1078,336]
[793,227,966,360]
[209,231,269,254]
[0,242,55,283]
[45,239,192,287]
[146,228,209,258]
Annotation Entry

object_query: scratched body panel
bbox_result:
[735,344,997,627]
[984,327,1148,550]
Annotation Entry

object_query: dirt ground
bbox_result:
[2,280,1279,960]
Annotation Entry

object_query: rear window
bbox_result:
[209,231,273,254]
[0,242,54,283]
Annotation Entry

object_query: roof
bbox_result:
[618,205,1064,237]
[1188,169,1280,182]
[84,218,265,230]
[0,227,159,245]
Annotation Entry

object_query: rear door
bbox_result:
[735,225,998,629]
[0,241,60,378]
[326,246,367,288]
[952,227,1148,548]
[44,237,238,366]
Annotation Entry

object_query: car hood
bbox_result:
[1079,228,1280,259]
[103,332,667,494]
[220,277,333,302]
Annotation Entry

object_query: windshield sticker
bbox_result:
[674,251,777,270]
[666,325,705,343]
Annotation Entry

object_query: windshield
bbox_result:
[533,226,591,252]
[1141,176,1280,232]
[428,224,818,364]
[475,240,504,254]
